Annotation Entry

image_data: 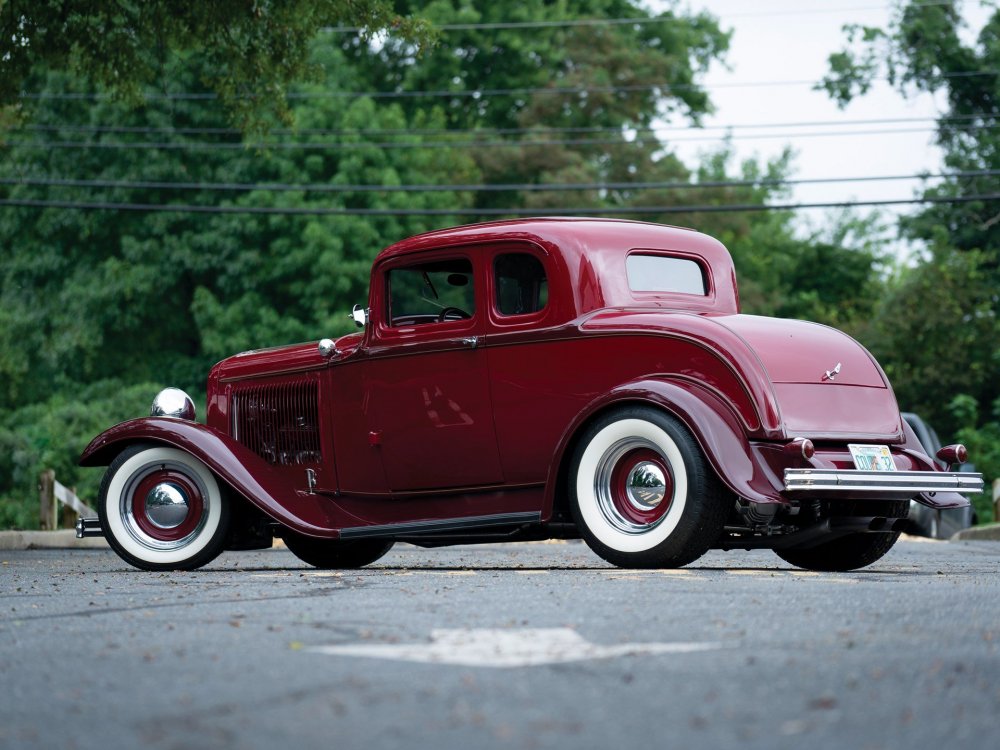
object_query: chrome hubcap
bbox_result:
[625,462,667,510]
[120,460,210,551]
[593,438,673,534]
[145,483,189,529]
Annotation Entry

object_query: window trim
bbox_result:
[374,250,481,342]
[486,242,554,330]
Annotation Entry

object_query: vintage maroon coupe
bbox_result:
[79,218,983,572]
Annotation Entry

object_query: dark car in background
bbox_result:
[903,412,978,539]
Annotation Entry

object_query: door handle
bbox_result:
[461,336,479,349]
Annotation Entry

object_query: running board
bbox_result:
[339,512,542,540]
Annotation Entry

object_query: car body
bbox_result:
[79,218,984,571]
[902,412,978,538]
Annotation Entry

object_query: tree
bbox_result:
[0,0,430,133]
[819,0,1000,447]
[0,1,889,526]
[341,0,729,211]
[820,0,1000,522]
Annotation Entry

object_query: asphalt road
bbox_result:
[1,538,998,750]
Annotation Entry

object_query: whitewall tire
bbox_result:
[570,407,728,568]
[98,444,230,571]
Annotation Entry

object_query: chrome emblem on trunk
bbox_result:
[822,362,842,382]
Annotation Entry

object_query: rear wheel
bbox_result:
[98,443,230,571]
[774,501,908,571]
[282,532,394,569]
[569,406,729,568]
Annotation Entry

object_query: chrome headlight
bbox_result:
[151,388,196,421]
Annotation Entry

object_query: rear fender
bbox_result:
[80,417,345,537]
[545,377,784,519]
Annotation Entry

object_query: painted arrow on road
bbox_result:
[308,628,728,668]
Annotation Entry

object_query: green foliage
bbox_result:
[950,395,1000,522]
[340,0,732,216]
[697,149,887,329]
[0,1,890,527]
[0,0,432,134]
[821,1,1000,513]
[863,245,998,439]
[0,382,164,528]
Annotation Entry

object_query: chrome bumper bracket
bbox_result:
[75,517,105,538]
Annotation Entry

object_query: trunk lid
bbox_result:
[714,315,901,441]
[716,315,885,387]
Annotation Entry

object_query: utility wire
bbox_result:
[3,170,998,195]
[1,194,997,217]
[6,124,998,151]
[19,70,996,102]
[11,113,996,139]
[322,2,957,32]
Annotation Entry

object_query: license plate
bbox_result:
[848,444,896,471]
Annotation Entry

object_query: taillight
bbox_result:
[936,444,968,464]
[783,437,815,460]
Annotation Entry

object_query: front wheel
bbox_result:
[98,443,230,571]
[282,532,394,569]
[569,406,729,568]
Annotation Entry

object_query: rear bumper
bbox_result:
[784,469,984,495]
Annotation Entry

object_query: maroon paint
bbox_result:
[609,448,673,526]
[83,218,968,539]
[130,470,205,542]
[80,418,347,538]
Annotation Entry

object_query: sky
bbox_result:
[650,0,993,255]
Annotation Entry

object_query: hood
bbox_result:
[210,341,327,381]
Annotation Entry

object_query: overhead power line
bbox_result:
[323,2,957,32]
[1,194,997,217]
[12,113,996,139]
[3,170,998,195]
[19,70,996,102]
[6,123,998,152]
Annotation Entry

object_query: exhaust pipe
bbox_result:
[76,517,104,538]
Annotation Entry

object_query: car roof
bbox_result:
[373,218,740,315]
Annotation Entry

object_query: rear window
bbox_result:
[626,254,707,295]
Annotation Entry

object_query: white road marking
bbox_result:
[308,628,727,668]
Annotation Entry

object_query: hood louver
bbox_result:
[231,379,322,466]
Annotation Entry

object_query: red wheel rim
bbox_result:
[130,470,205,542]
[608,448,673,526]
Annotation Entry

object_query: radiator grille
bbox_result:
[231,380,322,465]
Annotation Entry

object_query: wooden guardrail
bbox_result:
[39,470,97,530]
[994,478,1000,524]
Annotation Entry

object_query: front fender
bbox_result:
[545,377,784,517]
[80,418,345,537]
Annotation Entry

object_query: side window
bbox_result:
[626,254,707,295]
[494,253,548,316]
[387,258,474,326]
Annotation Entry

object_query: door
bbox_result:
[364,253,504,492]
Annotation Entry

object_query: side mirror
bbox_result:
[351,304,369,328]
